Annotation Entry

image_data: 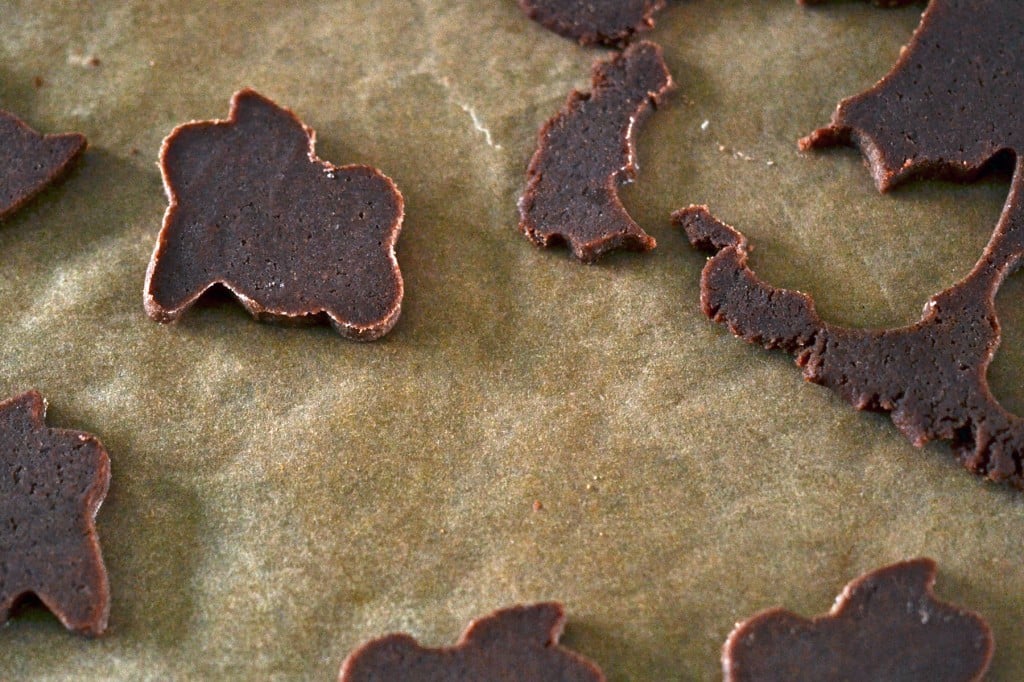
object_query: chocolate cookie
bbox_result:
[338,602,605,681]
[0,110,86,220]
[679,186,1024,486]
[0,391,111,636]
[679,1,1024,486]
[799,1,920,7]
[519,41,673,263]
[800,0,1024,192]
[723,558,993,682]
[144,89,404,340]
[518,0,666,48]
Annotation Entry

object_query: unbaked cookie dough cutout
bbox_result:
[0,391,111,636]
[144,89,405,341]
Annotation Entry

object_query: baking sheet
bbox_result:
[1,1,1023,679]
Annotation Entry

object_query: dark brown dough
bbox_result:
[144,89,404,341]
[0,391,111,636]
[517,0,666,48]
[678,176,1024,486]
[722,558,993,682]
[338,602,605,681]
[679,1,1024,486]
[0,110,85,220]
[800,0,1024,192]
[519,41,673,263]
[799,0,920,7]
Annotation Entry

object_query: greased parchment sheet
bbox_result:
[1,1,1023,679]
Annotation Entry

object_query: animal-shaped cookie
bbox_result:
[0,110,85,220]
[144,89,404,340]
[339,602,605,681]
[0,391,111,636]
[801,0,1022,192]
[723,559,993,682]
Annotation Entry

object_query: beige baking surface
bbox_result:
[1,1,1022,679]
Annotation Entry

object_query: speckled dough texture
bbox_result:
[799,0,920,7]
[0,110,85,220]
[5,1,1024,679]
[517,0,666,47]
[678,186,1024,486]
[519,41,673,262]
[339,603,605,681]
[678,0,1024,487]
[0,391,110,636]
[145,89,404,340]
[723,558,993,682]
[801,0,1024,192]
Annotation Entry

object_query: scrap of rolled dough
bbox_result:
[519,41,673,263]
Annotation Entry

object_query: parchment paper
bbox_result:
[1,1,1022,679]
